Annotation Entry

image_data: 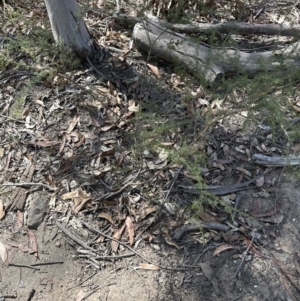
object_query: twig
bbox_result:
[0,72,34,84]
[95,183,132,201]
[81,285,100,300]
[56,222,99,254]
[233,237,254,278]
[0,294,17,299]
[30,261,64,266]
[26,289,35,301]
[232,192,242,220]
[1,182,57,191]
[67,272,98,291]
[8,263,40,270]
[137,165,184,237]
[81,220,187,271]
[77,249,135,260]
[0,114,26,124]
[172,222,230,241]
[94,253,135,260]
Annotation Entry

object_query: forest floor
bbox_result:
[1,0,300,300]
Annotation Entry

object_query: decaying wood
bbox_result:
[252,154,300,166]
[6,164,35,210]
[133,16,300,82]
[115,13,300,37]
[149,19,300,37]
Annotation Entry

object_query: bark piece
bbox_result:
[6,164,35,211]
[27,192,49,229]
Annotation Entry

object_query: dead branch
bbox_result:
[115,13,300,37]
[150,18,300,37]
[133,16,300,82]
[252,154,300,166]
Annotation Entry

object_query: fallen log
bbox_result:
[133,16,300,82]
[112,13,300,37]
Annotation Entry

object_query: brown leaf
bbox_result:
[213,244,234,257]
[259,214,284,224]
[27,138,60,147]
[163,232,180,249]
[0,200,5,220]
[111,223,126,252]
[98,212,114,225]
[125,216,135,246]
[199,211,218,223]
[0,242,8,263]
[255,176,265,187]
[26,228,38,257]
[140,207,157,220]
[273,257,300,290]
[139,262,160,270]
[293,253,300,275]
[236,166,252,177]
[74,134,85,148]
[199,263,219,294]
[58,134,66,154]
[67,115,80,134]
[62,188,91,214]
[242,237,263,258]
[147,64,161,78]
[16,210,24,231]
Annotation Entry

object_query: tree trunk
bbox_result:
[44,0,93,58]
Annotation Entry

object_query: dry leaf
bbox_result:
[236,166,252,177]
[111,223,126,252]
[273,257,300,291]
[26,228,38,257]
[199,263,219,293]
[139,262,160,270]
[27,138,60,147]
[163,232,180,249]
[62,188,91,214]
[199,211,218,223]
[0,242,8,263]
[140,207,157,220]
[255,176,265,187]
[67,115,80,134]
[0,200,5,220]
[147,63,161,78]
[16,210,24,231]
[125,216,135,246]
[98,212,114,225]
[213,244,234,257]
[127,100,140,113]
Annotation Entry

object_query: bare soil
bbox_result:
[1,177,300,301]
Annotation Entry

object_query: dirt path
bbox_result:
[1,176,299,301]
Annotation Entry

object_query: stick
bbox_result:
[1,182,57,191]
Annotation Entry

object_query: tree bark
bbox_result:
[44,0,93,57]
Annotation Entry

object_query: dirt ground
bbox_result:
[2,1,300,301]
[0,176,300,301]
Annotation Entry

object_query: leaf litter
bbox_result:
[1,0,300,300]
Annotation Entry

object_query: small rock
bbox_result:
[27,192,49,229]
